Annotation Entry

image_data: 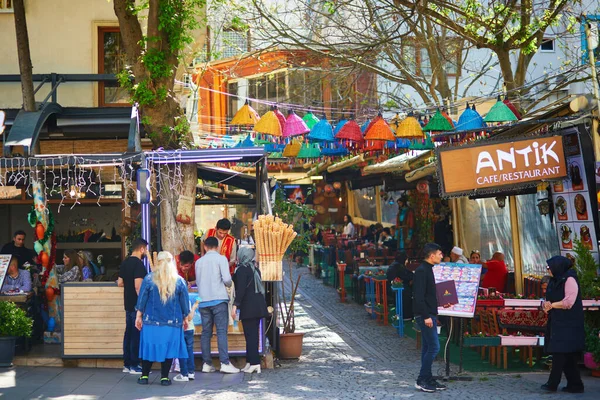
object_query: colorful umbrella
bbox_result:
[229,101,260,126]
[423,109,454,132]
[455,104,485,131]
[335,120,364,143]
[360,119,371,133]
[503,96,522,120]
[297,143,322,158]
[484,96,518,123]
[395,114,424,139]
[254,111,282,137]
[234,135,254,148]
[308,118,335,142]
[409,133,435,150]
[364,114,396,141]
[302,111,320,130]
[282,110,310,137]
[282,140,302,157]
[272,106,287,131]
[333,119,348,136]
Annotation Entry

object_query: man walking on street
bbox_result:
[195,237,239,374]
[413,243,446,393]
[117,239,148,374]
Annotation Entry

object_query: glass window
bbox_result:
[353,188,377,222]
[0,0,13,12]
[540,38,554,52]
[98,27,129,106]
[220,30,249,59]
[517,194,560,276]
[227,82,239,120]
[381,191,404,225]
[419,48,432,77]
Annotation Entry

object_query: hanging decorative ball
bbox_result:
[333,182,342,190]
[34,241,43,254]
[46,287,55,302]
[324,184,334,194]
[35,222,45,240]
[40,251,49,267]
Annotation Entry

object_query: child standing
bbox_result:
[174,298,201,382]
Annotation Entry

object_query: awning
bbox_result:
[362,150,430,175]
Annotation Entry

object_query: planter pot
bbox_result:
[337,263,346,272]
[0,336,17,367]
[279,332,304,359]
[504,299,543,308]
[463,336,501,347]
[584,352,600,370]
[500,335,540,346]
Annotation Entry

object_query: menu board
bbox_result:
[433,262,482,318]
[552,133,598,261]
[0,254,13,290]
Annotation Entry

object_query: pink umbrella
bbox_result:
[282,110,310,137]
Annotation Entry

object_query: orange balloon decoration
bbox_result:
[46,287,55,302]
[40,251,49,267]
[35,222,45,240]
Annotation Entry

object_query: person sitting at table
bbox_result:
[176,250,199,288]
[386,252,413,320]
[1,230,36,269]
[481,252,508,293]
[469,250,482,264]
[449,246,468,264]
[58,250,82,283]
[378,228,397,250]
[342,214,355,237]
[78,250,96,282]
[1,257,32,292]
[362,225,377,243]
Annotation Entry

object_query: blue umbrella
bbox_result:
[308,118,335,142]
[455,104,484,131]
[360,119,371,133]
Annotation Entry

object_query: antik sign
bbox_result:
[438,135,567,196]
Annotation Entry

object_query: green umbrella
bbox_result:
[297,143,321,158]
[409,133,435,150]
[302,112,320,130]
[484,96,518,123]
[423,109,454,132]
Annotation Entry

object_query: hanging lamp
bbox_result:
[282,139,302,157]
[335,119,364,143]
[455,103,484,131]
[364,114,396,141]
[272,106,287,131]
[302,111,320,130]
[307,117,335,142]
[297,143,322,158]
[360,119,371,133]
[395,114,424,139]
[484,96,518,123]
[333,119,348,136]
[423,109,455,132]
[282,110,310,137]
[253,111,283,136]
[234,135,255,148]
[229,100,260,126]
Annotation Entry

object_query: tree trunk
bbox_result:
[158,163,197,255]
[13,0,35,112]
[496,48,517,93]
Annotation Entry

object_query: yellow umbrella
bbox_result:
[254,111,282,137]
[396,115,424,139]
[230,101,260,126]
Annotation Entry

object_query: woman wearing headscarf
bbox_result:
[232,247,269,374]
[135,251,190,386]
[541,256,585,393]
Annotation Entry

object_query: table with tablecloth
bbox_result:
[496,309,547,334]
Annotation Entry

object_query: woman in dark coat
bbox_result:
[541,256,585,393]
[232,247,269,374]
[386,252,413,319]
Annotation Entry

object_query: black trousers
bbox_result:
[242,318,261,365]
[141,359,173,379]
[548,352,584,389]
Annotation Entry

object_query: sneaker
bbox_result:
[188,373,195,380]
[137,376,149,385]
[220,362,240,374]
[429,380,447,391]
[122,366,131,373]
[160,378,172,386]
[541,383,557,392]
[415,380,436,393]
[202,363,216,373]
[173,374,189,382]
[129,366,143,375]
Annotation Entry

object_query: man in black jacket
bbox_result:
[413,243,445,393]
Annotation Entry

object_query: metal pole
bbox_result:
[509,196,523,295]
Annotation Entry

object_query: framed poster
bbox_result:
[0,254,13,290]
[433,262,482,318]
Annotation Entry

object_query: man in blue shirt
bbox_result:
[1,257,32,292]
[195,237,239,374]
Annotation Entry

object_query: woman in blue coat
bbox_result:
[135,251,190,386]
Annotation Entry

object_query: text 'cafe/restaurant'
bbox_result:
[437,128,598,293]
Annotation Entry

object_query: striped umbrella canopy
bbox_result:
[253,111,282,137]
[308,118,335,142]
[282,110,310,137]
[364,114,396,141]
[229,101,260,126]
[302,111,320,130]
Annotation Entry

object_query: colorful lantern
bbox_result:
[282,140,302,157]
[455,104,485,131]
[364,114,396,141]
[272,106,287,131]
[423,109,455,132]
[308,118,335,142]
[254,111,283,137]
[302,111,320,130]
[360,119,371,133]
[229,100,260,126]
[35,222,44,240]
[297,143,322,158]
[395,114,424,139]
[503,96,522,120]
[282,110,310,137]
[484,96,518,123]
[335,120,364,144]
[333,119,348,136]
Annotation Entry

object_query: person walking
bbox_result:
[413,243,446,393]
[135,251,190,386]
[232,247,269,374]
[117,239,148,374]
[541,256,585,393]
[195,237,240,374]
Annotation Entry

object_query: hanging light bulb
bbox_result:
[69,185,76,197]
[338,196,342,202]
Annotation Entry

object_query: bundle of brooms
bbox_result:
[253,214,297,281]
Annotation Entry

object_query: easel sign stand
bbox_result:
[433,262,483,381]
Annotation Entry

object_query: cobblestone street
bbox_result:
[1,265,598,399]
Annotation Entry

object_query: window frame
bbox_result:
[0,0,13,13]
[401,37,461,78]
[540,37,555,53]
[97,26,129,107]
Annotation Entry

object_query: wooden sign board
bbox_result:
[437,135,567,197]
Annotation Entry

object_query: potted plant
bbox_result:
[273,188,316,359]
[0,301,33,367]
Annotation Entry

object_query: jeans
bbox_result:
[199,302,230,365]
[242,318,261,365]
[180,330,195,375]
[123,311,140,368]
[548,352,584,389]
[415,315,440,383]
